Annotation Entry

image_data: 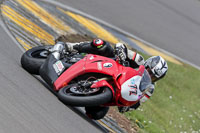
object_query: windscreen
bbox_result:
[139,69,152,92]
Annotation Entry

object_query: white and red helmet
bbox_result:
[144,56,168,82]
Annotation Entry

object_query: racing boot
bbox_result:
[65,42,81,52]
[50,42,65,60]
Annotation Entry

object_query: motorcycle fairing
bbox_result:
[116,65,145,106]
[54,54,120,91]
[54,54,146,106]
[120,75,143,102]
[39,54,59,88]
[90,80,115,97]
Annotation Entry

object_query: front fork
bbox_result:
[90,77,115,98]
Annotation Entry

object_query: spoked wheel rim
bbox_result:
[69,84,100,95]
[58,84,113,107]
[31,50,49,58]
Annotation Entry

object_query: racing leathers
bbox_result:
[50,39,154,112]
[63,39,145,68]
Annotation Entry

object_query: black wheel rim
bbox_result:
[65,84,101,96]
[31,50,48,58]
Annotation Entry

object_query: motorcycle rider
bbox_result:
[49,38,168,116]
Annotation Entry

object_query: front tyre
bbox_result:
[21,45,52,74]
[58,84,112,107]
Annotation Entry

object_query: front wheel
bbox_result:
[21,45,52,74]
[57,84,113,107]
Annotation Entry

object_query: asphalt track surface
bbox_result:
[56,0,200,68]
[0,0,128,132]
[0,21,103,132]
[0,0,199,133]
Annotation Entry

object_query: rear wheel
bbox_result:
[58,83,112,107]
[21,45,52,74]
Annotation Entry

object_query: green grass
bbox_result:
[124,56,200,133]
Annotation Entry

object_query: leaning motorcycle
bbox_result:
[21,45,152,120]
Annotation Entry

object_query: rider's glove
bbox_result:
[118,102,140,113]
[114,43,128,62]
[118,106,130,113]
[130,101,140,110]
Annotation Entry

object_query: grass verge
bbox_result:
[125,54,200,133]
[60,34,200,133]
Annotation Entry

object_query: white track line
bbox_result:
[45,0,200,70]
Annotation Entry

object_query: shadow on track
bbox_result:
[33,75,108,133]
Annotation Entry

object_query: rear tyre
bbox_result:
[58,84,113,107]
[21,45,52,74]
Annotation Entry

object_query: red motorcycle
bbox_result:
[21,45,152,119]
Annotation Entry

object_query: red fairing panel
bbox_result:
[91,80,115,97]
[117,65,145,106]
[117,65,144,87]
[54,54,121,91]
